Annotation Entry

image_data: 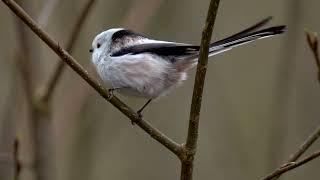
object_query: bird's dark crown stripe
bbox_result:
[111,29,145,41]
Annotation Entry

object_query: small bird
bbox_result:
[90,17,286,116]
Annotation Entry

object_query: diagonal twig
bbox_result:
[1,0,182,157]
[287,124,320,165]
[180,0,220,179]
[40,0,96,103]
[261,150,320,180]
[268,124,320,180]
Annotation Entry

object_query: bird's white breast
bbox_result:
[93,52,186,99]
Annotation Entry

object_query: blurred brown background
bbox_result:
[1,0,320,179]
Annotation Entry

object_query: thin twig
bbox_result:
[288,124,320,163]
[270,125,320,180]
[2,0,182,157]
[261,150,320,180]
[180,0,220,179]
[40,0,96,103]
[306,31,320,82]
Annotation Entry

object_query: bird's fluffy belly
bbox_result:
[97,54,186,98]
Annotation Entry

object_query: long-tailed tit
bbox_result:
[89,17,286,116]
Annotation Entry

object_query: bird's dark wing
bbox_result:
[110,43,200,57]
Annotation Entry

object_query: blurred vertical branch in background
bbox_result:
[0,89,17,179]
[39,0,96,104]
[267,0,301,170]
[14,0,47,179]
[121,0,163,32]
[13,139,21,180]
[180,0,220,179]
[10,0,96,180]
[262,32,320,180]
[14,0,63,179]
[37,0,60,27]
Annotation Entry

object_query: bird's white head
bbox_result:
[89,28,124,64]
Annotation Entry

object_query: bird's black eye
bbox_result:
[97,43,101,48]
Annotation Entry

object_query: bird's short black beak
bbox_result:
[89,48,93,53]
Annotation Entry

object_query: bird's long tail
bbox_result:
[176,17,286,71]
[208,17,286,57]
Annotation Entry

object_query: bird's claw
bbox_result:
[131,110,143,125]
[107,88,115,100]
[137,110,143,119]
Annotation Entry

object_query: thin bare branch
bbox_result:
[262,150,320,180]
[270,125,320,180]
[306,31,320,81]
[180,0,220,179]
[2,0,182,157]
[40,0,96,103]
[289,124,320,163]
